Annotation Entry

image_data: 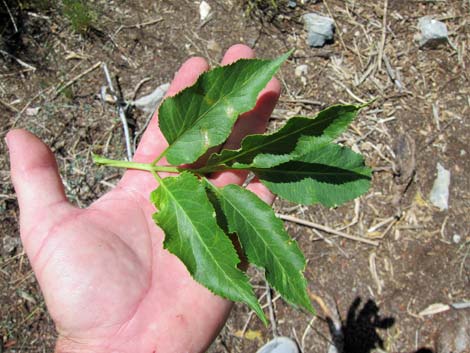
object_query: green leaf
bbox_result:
[253,143,371,207]
[151,172,267,324]
[207,104,361,169]
[205,181,314,312]
[159,52,291,165]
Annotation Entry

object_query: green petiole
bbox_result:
[93,154,245,176]
[92,154,180,174]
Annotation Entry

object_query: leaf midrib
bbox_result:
[210,110,352,167]
[252,167,367,177]
[160,179,247,293]
[217,187,299,288]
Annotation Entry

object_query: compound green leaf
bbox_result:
[208,104,361,169]
[205,181,313,312]
[159,52,291,165]
[253,143,371,207]
[151,172,267,324]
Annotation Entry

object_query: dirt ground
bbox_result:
[1,0,469,352]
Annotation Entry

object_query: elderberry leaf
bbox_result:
[208,104,361,169]
[151,172,267,324]
[159,52,291,165]
[253,143,371,207]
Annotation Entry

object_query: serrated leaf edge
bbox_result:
[207,103,362,168]
[203,179,314,312]
[152,172,268,324]
[160,52,291,165]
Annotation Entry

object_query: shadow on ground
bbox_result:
[328,297,433,353]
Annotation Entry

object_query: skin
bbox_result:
[7,44,280,353]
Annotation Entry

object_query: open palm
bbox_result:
[7,45,280,353]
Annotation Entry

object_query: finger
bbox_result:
[223,78,281,150]
[209,176,275,206]
[209,77,281,187]
[221,43,254,64]
[132,57,210,163]
[210,44,281,187]
[7,129,71,230]
[187,44,256,170]
[246,178,275,205]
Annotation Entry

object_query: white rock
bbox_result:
[295,64,308,77]
[26,107,40,116]
[256,337,299,353]
[419,303,451,317]
[295,64,308,86]
[302,12,335,48]
[429,162,451,210]
[2,235,20,254]
[416,16,448,48]
[452,234,461,244]
[199,1,211,22]
[132,83,170,113]
[207,39,221,53]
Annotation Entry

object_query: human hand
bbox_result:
[7,44,280,353]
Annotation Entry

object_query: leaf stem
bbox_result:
[93,154,246,176]
[93,154,180,173]
[151,148,167,166]
[151,170,163,183]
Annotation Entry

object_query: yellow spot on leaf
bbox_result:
[200,128,210,148]
[205,96,215,105]
[226,105,235,117]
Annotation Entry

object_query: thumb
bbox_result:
[7,129,70,232]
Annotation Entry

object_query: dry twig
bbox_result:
[53,61,102,98]
[0,49,36,71]
[277,213,379,246]
[265,280,278,337]
[0,99,19,113]
[114,18,163,36]
[369,252,383,295]
[2,0,18,32]
[377,0,388,73]
[102,63,133,161]
[322,0,348,53]
[330,77,369,104]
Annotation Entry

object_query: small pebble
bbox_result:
[256,337,299,353]
[452,234,461,244]
[302,12,335,48]
[207,39,221,53]
[199,1,211,22]
[26,107,40,116]
[295,64,308,77]
[416,16,448,48]
[288,1,297,8]
[295,64,308,86]
[2,236,20,255]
